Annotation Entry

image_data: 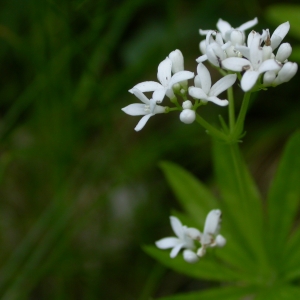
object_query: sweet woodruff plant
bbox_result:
[122,17,300,299]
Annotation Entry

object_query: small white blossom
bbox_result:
[155,216,200,263]
[122,88,165,131]
[129,56,194,103]
[169,49,184,73]
[189,63,236,106]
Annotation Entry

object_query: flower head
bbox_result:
[155,216,200,263]
[189,63,236,106]
[155,210,226,263]
[129,54,194,103]
[122,88,165,131]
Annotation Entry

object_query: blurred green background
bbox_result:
[0,0,300,299]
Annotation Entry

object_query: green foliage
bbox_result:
[147,131,300,299]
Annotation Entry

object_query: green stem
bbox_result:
[227,86,235,133]
[231,92,251,141]
[195,113,227,141]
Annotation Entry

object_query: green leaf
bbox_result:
[267,131,300,264]
[212,140,266,267]
[144,245,243,282]
[265,4,300,40]
[157,285,255,300]
[159,161,218,225]
[255,285,300,300]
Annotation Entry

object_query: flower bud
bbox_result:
[179,109,196,124]
[215,234,226,247]
[230,30,244,46]
[169,49,184,73]
[199,40,207,54]
[182,100,193,109]
[183,249,199,263]
[262,45,273,61]
[263,71,277,86]
[276,43,292,62]
[197,247,206,257]
[273,62,298,85]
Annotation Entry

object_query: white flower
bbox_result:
[222,32,281,91]
[129,56,194,103]
[155,216,200,263]
[169,49,184,73]
[197,209,226,257]
[188,63,236,106]
[122,88,165,131]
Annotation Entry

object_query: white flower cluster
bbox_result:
[198,18,297,91]
[155,210,226,263]
[122,18,297,131]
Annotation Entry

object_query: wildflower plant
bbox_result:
[122,18,300,299]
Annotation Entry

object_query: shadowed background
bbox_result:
[0,0,299,299]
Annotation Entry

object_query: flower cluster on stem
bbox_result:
[155,210,226,263]
[122,17,297,141]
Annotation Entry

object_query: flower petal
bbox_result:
[209,74,237,97]
[188,86,208,100]
[216,19,232,37]
[235,45,250,59]
[222,57,250,72]
[170,243,184,258]
[207,96,229,106]
[203,209,222,235]
[129,81,163,93]
[249,33,263,70]
[134,114,153,131]
[152,88,166,103]
[170,216,184,239]
[237,17,258,31]
[241,70,260,91]
[121,103,147,116]
[131,88,150,105]
[157,57,172,87]
[155,237,180,249]
[168,71,194,88]
[271,21,290,50]
[196,63,211,93]
[257,59,281,74]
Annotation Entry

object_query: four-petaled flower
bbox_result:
[155,216,200,263]
[189,63,237,106]
[129,56,194,103]
[122,88,165,131]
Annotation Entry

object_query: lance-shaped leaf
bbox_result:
[212,140,267,268]
[267,131,300,264]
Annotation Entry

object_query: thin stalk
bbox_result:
[232,92,251,140]
[196,113,227,141]
[227,86,235,133]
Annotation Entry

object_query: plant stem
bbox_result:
[196,113,227,141]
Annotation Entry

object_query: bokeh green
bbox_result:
[0,0,300,299]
